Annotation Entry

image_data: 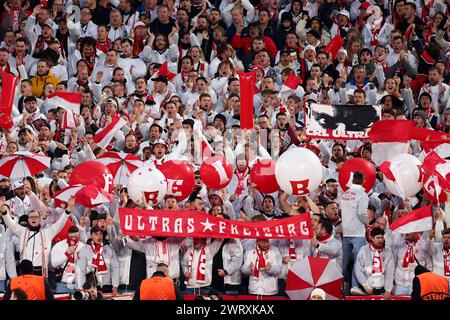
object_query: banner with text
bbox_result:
[119,208,313,239]
[305,103,382,140]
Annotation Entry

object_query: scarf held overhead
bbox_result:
[119,208,313,239]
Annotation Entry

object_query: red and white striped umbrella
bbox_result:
[55,184,111,208]
[286,256,343,300]
[96,151,143,185]
[0,151,50,178]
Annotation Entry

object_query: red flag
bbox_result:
[390,205,433,233]
[368,120,415,165]
[0,71,19,129]
[279,71,302,100]
[323,35,344,60]
[47,92,82,113]
[93,115,127,148]
[156,61,176,81]
[238,70,257,129]
[422,151,450,190]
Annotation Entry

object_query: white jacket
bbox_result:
[0,232,17,281]
[2,210,70,271]
[241,245,282,296]
[392,238,431,288]
[125,237,182,279]
[75,243,120,289]
[222,239,244,285]
[7,195,32,218]
[182,239,223,288]
[274,239,312,279]
[426,240,450,279]
[341,184,369,237]
[311,235,343,272]
[50,239,86,284]
[355,244,395,291]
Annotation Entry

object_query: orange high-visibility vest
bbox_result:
[417,272,449,300]
[10,274,46,300]
[140,277,176,300]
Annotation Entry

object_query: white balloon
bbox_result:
[382,154,423,199]
[275,147,323,196]
[127,167,167,206]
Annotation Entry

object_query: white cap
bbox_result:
[337,9,350,19]
[310,288,326,300]
[134,21,146,29]
[303,45,316,53]
[12,181,24,190]
[338,48,348,56]
[152,139,168,148]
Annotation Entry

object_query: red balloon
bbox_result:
[423,173,448,203]
[200,156,233,189]
[338,158,376,192]
[250,159,279,194]
[70,161,114,193]
[159,160,195,201]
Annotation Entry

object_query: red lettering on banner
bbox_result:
[174,218,183,233]
[290,179,309,195]
[187,218,194,233]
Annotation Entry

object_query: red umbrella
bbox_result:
[55,184,111,208]
[96,151,143,185]
[0,151,50,179]
[286,256,343,300]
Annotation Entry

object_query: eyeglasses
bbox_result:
[195,176,201,180]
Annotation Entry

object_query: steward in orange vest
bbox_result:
[133,271,183,300]
[3,260,54,300]
[411,265,449,300]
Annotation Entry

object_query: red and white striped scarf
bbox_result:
[402,236,420,268]
[289,240,296,261]
[155,240,170,266]
[65,237,79,265]
[253,245,269,278]
[90,242,108,274]
[187,245,206,283]
[234,166,249,196]
[370,243,384,274]
[444,248,450,276]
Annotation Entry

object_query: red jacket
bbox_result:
[231,35,278,57]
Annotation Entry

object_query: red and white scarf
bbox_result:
[90,242,108,274]
[316,233,332,257]
[369,18,383,46]
[65,237,79,264]
[187,245,206,283]
[9,9,22,32]
[402,236,420,268]
[370,243,384,274]
[154,240,170,266]
[234,165,249,196]
[253,245,269,278]
[422,0,436,23]
[289,240,297,261]
[444,248,450,277]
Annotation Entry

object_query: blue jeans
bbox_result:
[343,237,366,291]
[0,280,5,292]
[394,285,412,296]
[54,282,76,294]
[184,287,211,295]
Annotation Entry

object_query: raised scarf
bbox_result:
[402,236,420,268]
